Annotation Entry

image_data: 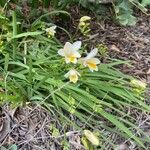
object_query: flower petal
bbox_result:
[72,58,78,64]
[65,56,77,64]
[86,48,98,59]
[80,16,91,22]
[74,51,81,58]
[65,69,80,83]
[86,58,100,72]
[73,41,82,51]
[58,49,65,56]
[76,71,81,76]
[46,26,56,36]
[65,57,70,64]
[84,130,99,146]
[64,71,70,78]
[64,42,73,55]
[70,74,78,83]
[51,25,57,30]
[89,58,100,64]
[88,66,98,72]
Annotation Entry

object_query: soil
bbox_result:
[91,12,150,83]
[71,8,150,82]
[0,6,150,150]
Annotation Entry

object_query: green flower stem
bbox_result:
[12,11,17,60]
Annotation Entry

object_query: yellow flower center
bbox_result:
[68,55,76,63]
[70,74,78,83]
[87,61,97,69]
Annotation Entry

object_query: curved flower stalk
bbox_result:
[46,25,56,37]
[79,16,91,36]
[81,48,100,72]
[64,69,80,83]
[80,16,91,22]
[58,41,81,64]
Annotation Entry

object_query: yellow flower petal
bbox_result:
[81,48,100,71]
[68,55,77,63]
[87,61,97,69]
[64,69,80,83]
[58,41,81,64]
[70,74,78,83]
[86,59,98,72]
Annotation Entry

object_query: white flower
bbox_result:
[80,16,91,22]
[58,41,81,64]
[84,130,99,146]
[81,48,100,72]
[64,69,80,83]
[45,25,56,37]
[130,79,147,90]
[79,21,86,27]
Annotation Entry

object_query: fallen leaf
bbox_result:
[110,44,120,52]
[147,69,150,75]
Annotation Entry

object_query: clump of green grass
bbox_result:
[0,7,149,150]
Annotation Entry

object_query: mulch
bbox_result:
[91,13,150,83]
[58,8,150,83]
[0,105,84,150]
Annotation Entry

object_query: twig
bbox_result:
[0,82,70,147]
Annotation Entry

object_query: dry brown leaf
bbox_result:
[110,44,121,52]
[147,69,150,75]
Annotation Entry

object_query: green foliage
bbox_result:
[114,0,136,26]
[1,0,149,26]
[0,2,149,149]
[141,0,150,7]
[97,44,108,58]
[113,0,150,26]
[51,0,150,26]
[50,0,74,9]
[0,144,18,150]
[77,0,150,26]
[0,13,149,149]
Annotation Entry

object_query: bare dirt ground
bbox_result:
[0,8,150,150]
[92,13,150,83]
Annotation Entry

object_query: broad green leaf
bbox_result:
[141,0,150,6]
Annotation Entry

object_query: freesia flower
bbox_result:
[81,48,100,72]
[130,79,147,90]
[84,130,99,146]
[46,25,56,37]
[58,41,81,64]
[79,21,86,27]
[64,69,80,83]
[79,16,91,36]
[80,16,91,22]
